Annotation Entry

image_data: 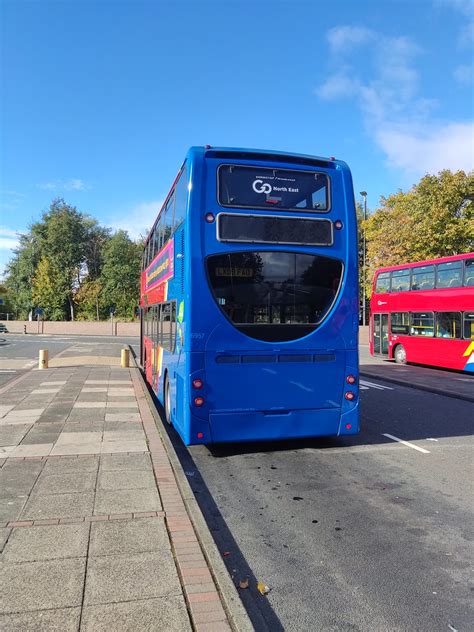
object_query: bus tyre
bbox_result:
[164,375,172,425]
[394,344,407,365]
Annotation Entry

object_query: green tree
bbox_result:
[100,230,141,319]
[75,279,104,321]
[32,257,68,320]
[365,170,474,295]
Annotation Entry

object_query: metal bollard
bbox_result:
[121,348,130,368]
[39,349,48,370]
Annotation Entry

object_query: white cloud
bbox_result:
[375,121,474,175]
[108,200,164,240]
[0,227,19,251]
[454,63,474,83]
[316,24,474,178]
[327,26,374,53]
[37,178,90,192]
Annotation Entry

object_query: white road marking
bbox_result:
[0,370,16,373]
[360,379,394,391]
[360,385,369,390]
[382,433,430,454]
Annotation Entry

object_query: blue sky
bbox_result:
[1,0,473,278]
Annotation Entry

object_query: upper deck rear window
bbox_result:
[218,165,329,212]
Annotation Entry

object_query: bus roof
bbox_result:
[375,252,474,274]
[194,145,349,170]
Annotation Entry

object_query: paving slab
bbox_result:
[34,471,97,495]
[97,470,155,491]
[0,405,15,417]
[0,607,81,631]
[21,491,95,520]
[55,431,103,446]
[100,439,147,454]
[8,443,53,458]
[0,416,40,426]
[0,424,32,447]
[21,429,63,445]
[0,462,43,497]
[105,401,139,408]
[80,595,191,631]
[73,402,106,409]
[0,528,11,552]
[89,517,170,556]
[94,488,161,514]
[84,550,181,605]
[104,413,141,422]
[41,455,99,475]
[99,453,151,471]
[2,523,90,562]
[0,558,86,613]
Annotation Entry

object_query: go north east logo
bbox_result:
[463,341,474,372]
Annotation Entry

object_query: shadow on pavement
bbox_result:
[148,388,284,632]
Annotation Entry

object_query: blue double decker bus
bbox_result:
[140,147,359,445]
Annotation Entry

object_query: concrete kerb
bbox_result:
[359,368,474,404]
[128,347,254,632]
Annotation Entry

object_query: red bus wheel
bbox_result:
[394,344,407,365]
[164,375,172,425]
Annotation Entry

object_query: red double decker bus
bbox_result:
[370,253,474,372]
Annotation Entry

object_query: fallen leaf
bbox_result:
[257,581,271,595]
[239,579,249,589]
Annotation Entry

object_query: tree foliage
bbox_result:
[4,199,142,320]
[100,230,142,319]
[365,170,474,295]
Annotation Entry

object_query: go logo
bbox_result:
[252,179,272,194]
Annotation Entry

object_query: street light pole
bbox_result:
[359,191,368,326]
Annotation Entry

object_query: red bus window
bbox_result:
[435,312,462,339]
[410,312,434,337]
[463,312,474,339]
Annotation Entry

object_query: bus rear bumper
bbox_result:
[202,406,358,444]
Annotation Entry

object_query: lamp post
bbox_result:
[359,191,368,326]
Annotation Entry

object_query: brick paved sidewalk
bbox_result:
[0,346,232,631]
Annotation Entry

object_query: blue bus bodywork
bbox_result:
[141,147,359,445]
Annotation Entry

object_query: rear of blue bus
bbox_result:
[183,147,359,445]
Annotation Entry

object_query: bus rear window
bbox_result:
[218,165,329,211]
[207,251,342,342]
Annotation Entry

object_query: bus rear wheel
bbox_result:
[394,344,407,365]
[164,375,172,425]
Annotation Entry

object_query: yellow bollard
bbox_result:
[39,349,48,370]
[121,348,130,368]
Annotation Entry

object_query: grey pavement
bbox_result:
[359,344,474,402]
[0,345,195,631]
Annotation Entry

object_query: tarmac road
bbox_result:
[169,378,474,632]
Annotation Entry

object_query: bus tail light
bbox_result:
[345,392,355,401]
[194,396,205,407]
[205,213,215,223]
[197,432,204,439]
[345,423,352,430]
[192,378,203,389]
[335,220,343,230]
[346,375,356,384]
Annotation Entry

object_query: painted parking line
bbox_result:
[360,379,394,391]
[382,433,430,454]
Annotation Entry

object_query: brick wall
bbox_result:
[0,320,140,337]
